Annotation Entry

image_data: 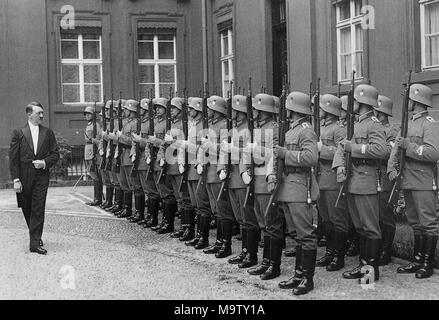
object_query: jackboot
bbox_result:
[86,180,103,206]
[129,193,145,223]
[139,197,150,224]
[204,217,223,254]
[171,206,187,239]
[279,246,302,288]
[117,191,133,218]
[358,238,380,283]
[228,227,248,264]
[180,209,196,241]
[158,199,177,234]
[260,238,283,281]
[195,215,210,250]
[215,219,233,259]
[327,231,348,272]
[108,188,123,213]
[101,186,114,209]
[145,198,160,228]
[316,230,334,267]
[186,214,202,246]
[346,231,360,257]
[415,235,438,279]
[248,236,271,275]
[378,223,396,266]
[238,228,259,269]
[151,202,167,231]
[342,235,367,279]
[397,234,424,274]
[293,249,317,296]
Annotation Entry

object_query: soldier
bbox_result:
[389,84,439,279]
[219,94,258,268]
[104,100,124,215]
[314,94,349,272]
[132,98,161,228]
[150,98,178,234]
[269,91,319,295]
[83,105,103,206]
[333,84,387,283]
[245,94,282,278]
[99,102,114,210]
[196,96,234,257]
[373,95,398,266]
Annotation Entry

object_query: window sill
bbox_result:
[412,69,439,84]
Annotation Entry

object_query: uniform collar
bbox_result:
[324,117,336,126]
[412,111,428,121]
[193,113,202,125]
[291,117,309,129]
[211,116,220,125]
[172,114,182,123]
[358,110,374,123]
[257,117,271,128]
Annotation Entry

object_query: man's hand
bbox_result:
[108,132,116,140]
[146,157,151,165]
[99,149,104,156]
[91,138,100,144]
[344,140,353,153]
[196,164,203,175]
[337,167,346,183]
[395,137,409,150]
[388,171,398,182]
[267,175,277,193]
[14,180,22,193]
[116,130,122,138]
[317,140,323,153]
[132,133,141,143]
[273,146,287,160]
[159,159,165,167]
[242,170,252,185]
[164,134,174,143]
[219,170,227,181]
[32,160,45,170]
[178,164,185,174]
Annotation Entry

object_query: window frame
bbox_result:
[138,33,177,98]
[420,0,439,70]
[336,0,365,82]
[220,28,234,98]
[60,33,103,105]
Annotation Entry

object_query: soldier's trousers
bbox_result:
[229,188,258,229]
[206,183,233,222]
[118,166,133,192]
[265,205,286,241]
[280,202,317,250]
[138,170,160,200]
[378,191,396,229]
[109,162,121,188]
[153,170,174,200]
[318,190,349,233]
[86,160,101,182]
[347,194,381,240]
[403,190,439,237]
[100,169,111,186]
[169,174,191,210]
[254,193,270,235]
[194,181,212,219]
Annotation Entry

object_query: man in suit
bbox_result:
[9,102,60,255]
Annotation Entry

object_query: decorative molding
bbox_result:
[214,2,233,18]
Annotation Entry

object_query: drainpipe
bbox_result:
[201,0,208,86]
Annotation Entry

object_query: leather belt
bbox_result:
[285,166,307,175]
[352,159,378,167]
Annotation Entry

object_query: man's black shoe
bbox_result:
[30,247,47,255]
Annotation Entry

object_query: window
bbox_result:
[336,0,364,82]
[421,0,439,69]
[60,31,103,104]
[138,32,177,98]
[220,28,234,98]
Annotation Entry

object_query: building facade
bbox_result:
[1,0,438,183]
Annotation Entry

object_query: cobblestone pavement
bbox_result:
[1,186,439,300]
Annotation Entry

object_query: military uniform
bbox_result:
[333,84,387,282]
[99,102,114,210]
[389,83,439,279]
[83,106,103,206]
[272,91,319,296]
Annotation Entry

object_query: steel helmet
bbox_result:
[320,94,342,117]
[171,97,184,110]
[154,97,169,109]
[189,97,203,112]
[124,99,139,112]
[140,98,150,111]
[105,100,118,109]
[232,95,247,113]
[253,94,276,114]
[376,95,393,117]
[286,92,312,116]
[207,95,227,115]
[354,84,379,108]
[83,106,95,115]
[410,83,433,108]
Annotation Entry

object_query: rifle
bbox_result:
[243,77,255,208]
[335,71,356,209]
[145,90,156,181]
[104,95,115,171]
[99,96,107,170]
[157,87,173,183]
[196,83,209,193]
[307,78,321,204]
[179,89,189,193]
[264,82,288,217]
[130,96,142,177]
[114,92,123,174]
[91,101,99,173]
[388,71,413,205]
[217,87,233,201]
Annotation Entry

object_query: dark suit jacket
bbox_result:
[9,123,60,190]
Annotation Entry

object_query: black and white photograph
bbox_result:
[1,0,439,307]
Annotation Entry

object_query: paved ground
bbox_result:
[1,186,439,300]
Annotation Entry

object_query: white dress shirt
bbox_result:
[28,121,39,155]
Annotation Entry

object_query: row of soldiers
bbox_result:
[82,79,439,295]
